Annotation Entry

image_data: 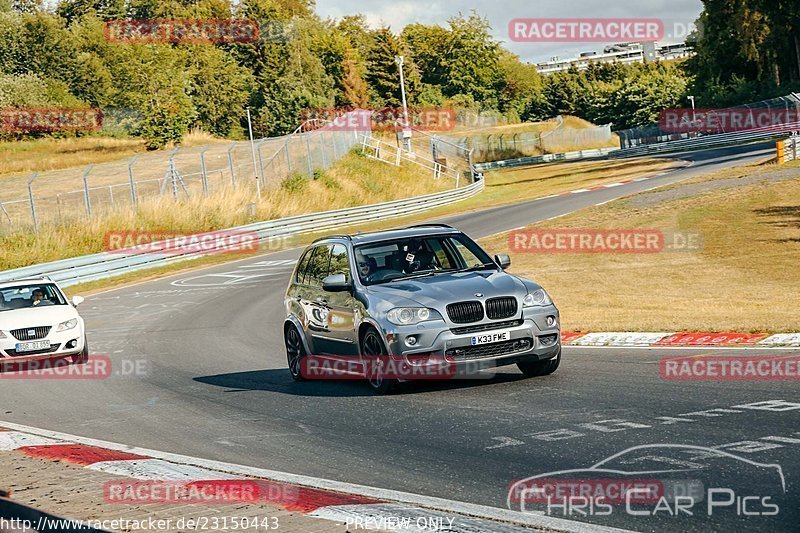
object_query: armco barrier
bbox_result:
[0,179,484,287]
[608,125,799,159]
[475,121,800,171]
[473,147,617,172]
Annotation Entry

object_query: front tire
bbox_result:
[361,328,397,394]
[517,348,560,377]
[285,324,307,381]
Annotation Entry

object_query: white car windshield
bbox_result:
[0,283,67,312]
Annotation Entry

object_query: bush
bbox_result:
[281,172,309,193]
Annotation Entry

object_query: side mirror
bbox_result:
[71,295,85,307]
[322,273,352,292]
[494,254,511,270]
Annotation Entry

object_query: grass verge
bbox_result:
[0,150,450,270]
[0,131,225,178]
[479,160,800,333]
[59,157,676,297]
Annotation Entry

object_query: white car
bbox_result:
[0,278,87,368]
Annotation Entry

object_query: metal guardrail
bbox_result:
[475,123,799,171]
[608,125,799,158]
[473,148,618,172]
[0,180,484,288]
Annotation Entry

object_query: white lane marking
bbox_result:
[311,503,627,533]
[485,437,525,450]
[170,272,282,287]
[565,345,800,351]
[602,182,624,188]
[0,421,628,533]
[310,503,551,533]
[84,247,305,298]
[0,431,64,450]
[87,458,245,481]
[569,188,591,193]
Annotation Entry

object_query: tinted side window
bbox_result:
[295,249,313,284]
[329,244,351,282]
[305,245,332,287]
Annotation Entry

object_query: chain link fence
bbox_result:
[361,124,476,186]
[0,111,371,233]
[441,117,613,163]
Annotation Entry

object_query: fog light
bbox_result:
[538,334,558,347]
[546,316,556,327]
[66,339,77,349]
[405,335,418,347]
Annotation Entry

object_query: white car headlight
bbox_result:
[386,307,438,325]
[56,318,78,332]
[523,289,552,307]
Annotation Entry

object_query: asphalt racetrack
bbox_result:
[3,142,797,532]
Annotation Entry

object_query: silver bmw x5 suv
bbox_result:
[283,224,561,392]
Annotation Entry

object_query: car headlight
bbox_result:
[523,289,552,307]
[386,307,438,326]
[55,318,78,332]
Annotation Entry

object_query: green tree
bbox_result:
[440,13,501,106]
[108,46,195,148]
[187,45,252,137]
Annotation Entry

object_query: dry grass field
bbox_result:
[479,160,800,332]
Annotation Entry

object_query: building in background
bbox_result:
[535,42,693,75]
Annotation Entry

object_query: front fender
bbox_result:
[284,315,314,355]
[358,317,394,355]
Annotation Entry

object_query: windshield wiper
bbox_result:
[457,262,497,273]
[389,271,436,282]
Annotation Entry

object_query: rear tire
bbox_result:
[285,324,307,381]
[361,328,397,394]
[71,336,89,365]
[517,349,560,377]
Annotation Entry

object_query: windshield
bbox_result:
[0,283,67,312]
[354,233,496,285]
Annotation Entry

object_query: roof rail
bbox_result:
[4,275,51,283]
[311,234,353,243]
[405,223,454,229]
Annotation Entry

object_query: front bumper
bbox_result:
[0,330,85,366]
[380,305,561,371]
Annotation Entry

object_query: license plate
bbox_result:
[471,330,511,346]
[15,340,51,353]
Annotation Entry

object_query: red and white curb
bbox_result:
[562,331,800,348]
[0,421,627,533]
[535,162,693,201]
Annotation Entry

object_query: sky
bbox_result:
[315,0,704,63]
